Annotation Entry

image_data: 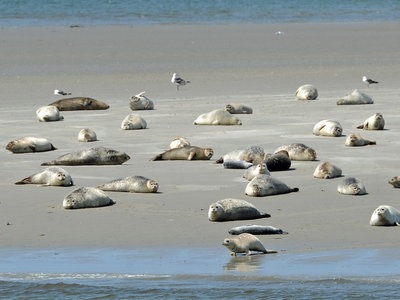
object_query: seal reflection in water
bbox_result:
[222,233,277,256]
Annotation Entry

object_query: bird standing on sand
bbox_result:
[54,89,72,96]
[362,76,379,87]
[171,73,190,90]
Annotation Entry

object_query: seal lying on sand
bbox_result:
[6,137,57,153]
[336,89,373,105]
[274,143,316,161]
[96,176,158,193]
[15,166,73,186]
[151,145,213,161]
[216,146,265,164]
[295,84,318,100]
[388,176,400,188]
[345,134,376,146]
[41,147,130,166]
[208,198,270,222]
[49,97,110,111]
[228,225,288,235]
[243,163,270,181]
[63,187,115,209]
[36,105,64,122]
[193,109,242,125]
[356,113,385,130]
[222,233,277,256]
[129,91,154,110]
[313,119,343,137]
[121,113,147,130]
[169,137,190,149]
[370,205,400,226]
[78,128,98,142]
[313,161,342,179]
[225,103,253,114]
[265,150,291,171]
[337,177,366,195]
[223,160,253,169]
[245,174,299,197]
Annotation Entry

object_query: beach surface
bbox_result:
[1,22,400,258]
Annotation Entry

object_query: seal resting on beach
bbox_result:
[6,137,57,153]
[121,113,147,130]
[274,143,316,161]
[41,147,130,166]
[36,105,64,122]
[370,205,400,226]
[15,166,73,186]
[129,91,154,110]
[225,103,253,114]
[49,97,110,111]
[245,174,299,197]
[222,233,277,256]
[78,128,97,142]
[345,134,376,146]
[356,113,385,130]
[243,163,270,181]
[313,119,343,137]
[151,145,213,161]
[336,89,373,105]
[208,198,270,222]
[63,187,115,209]
[265,150,291,171]
[313,161,342,179]
[169,137,190,149]
[193,109,242,125]
[223,160,253,169]
[388,176,400,188]
[228,225,288,235]
[216,146,265,165]
[96,176,158,193]
[337,177,366,195]
[295,84,318,100]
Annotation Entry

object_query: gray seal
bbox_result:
[129,91,154,110]
[243,163,270,181]
[345,134,376,146]
[295,84,318,100]
[265,150,291,171]
[223,160,253,169]
[370,205,400,226]
[78,128,98,142]
[225,103,253,114]
[216,146,265,164]
[274,143,317,161]
[222,233,278,256]
[313,161,342,179]
[193,109,242,125]
[337,177,366,195]
[169,137,190,149]
[49,97,110,111]
[356,113,385,130]
[313,119,343,137]
[245,174,299,197]
[63,187,115,209]
[151,145,213,161]
[337,89,373,105]
[228,225,288,235]
[15,166,73,186]
[96,176,159,193]
[121,113,147,130]
[6,137,57,153]
[36,105,64,122]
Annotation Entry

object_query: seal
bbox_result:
[96,176,159,193]
[295,84,318,100]
[129,91,154,110]
[121,113,147,130]
[337,177,366,195]
[208,198,270,222]
[223,160,253,169]
[222,233,278,256]
[228,225,288,235]
[63,187,115,209]
[193,109,242,125]
[49,97,110,111]
[243,163,270,181]
[313,161,342,179]
[78,128,98,142]
[151,145,213,161]
[169,137,190,149]
[388,176,400,188]
[216,146,265,164]
[36,105,64,122]
[6,137,57,153]
[313,119,343,137]
[356,113,385,130]
[41,147,130,166]
[245,174,299,197]
[336,89,373,105]
[370,205,400,226]
[345,134,376,146]
[274,143,316,161]
[225,103,253,114]
[265,150,291,171]
[15,166,73,186]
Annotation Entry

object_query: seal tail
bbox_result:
[41,161,53,166]
[150,154,162,161]
[263,250,278,254]
[14,177,30,184]
[260,212,271,218]
[291,187,299,192]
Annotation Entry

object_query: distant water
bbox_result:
[0,0,399,27]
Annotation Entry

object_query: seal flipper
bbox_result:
[15,177,31,184]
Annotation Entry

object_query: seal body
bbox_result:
[228,225,287,235]
[295,84,318,100]
[223,160,253,169]
[222,233,277,256]
[370,205,400,226]
[151,145,213,161]
[313,161,342,179]
[337,177,366,195]
[169,137,190,149]
[216,146,265,164]
[274,143,316,161]
[36,105,64,122]
[193,109,242,125]
[265,150,291,171]
[41,147,130,166]
[243,163,270,181]
[208,198,270,222]
[225,103,253,114]
[15,166,73,186]
[337,89,373,105]
[78,128,98,142]
[245,174,299,197]
[63,187,115,209]
[49,97,110,111]
[345,134,376,146]
[388,176,400,188]
[121,113,147,130]
[313,119,343,137]
[356,113,385,130]
[96,176,158,193]
[6,137,57,153]
[129,91,154,110]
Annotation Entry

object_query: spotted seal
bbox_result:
[222,233,278,256]
[121,113,147,130]
[370,205,400,226]
[313,161,342,179]
[223,160,253,169]
[6,137,57,153]
[49,97,110,111]
[151,145,213,161]
[245,174,299,197]
[313,119,343,137]
[337,89,373,105]
[243,163,270,181]
[96,176,158,193]
[15,166,73,186]
[345,134,376,146]
[225,103,253,114]
[129,91,154,110]
[193,109,242,125]
[337,177,366,195]
[216,146,265,164]
[169,137,190,149]
[63,187,115,209]
[36,105,64,122]
[228,225,288,235]
[295,84,318,100]
[274,143,316,161]
[265,150,291,171]
[356,113,385,130]
[78,128,98,142]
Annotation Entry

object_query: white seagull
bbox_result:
[362,76,379,87]
[171,73,190,90]
[54,89,71,96]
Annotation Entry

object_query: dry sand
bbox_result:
[1,23,400,254]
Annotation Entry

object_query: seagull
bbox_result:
[362,76,379,87]
[54,89,71,96]
[171,73,190,90]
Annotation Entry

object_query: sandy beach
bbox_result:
[1,22,400,257]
